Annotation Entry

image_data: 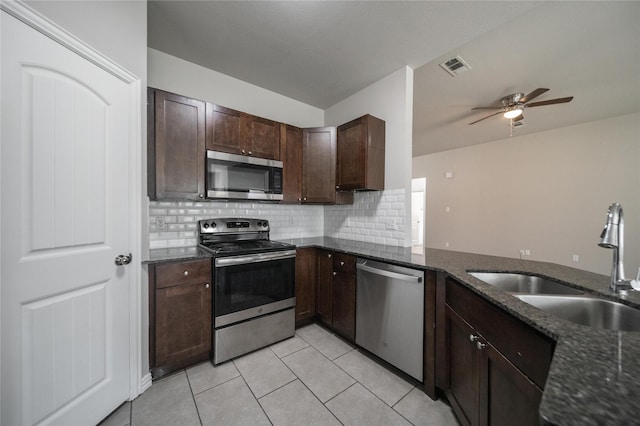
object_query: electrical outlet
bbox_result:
[155,216,166,230]
[445,242,450,248]
[525,249,531,256]
[385,218,398,230]
[572,254,579,262]
[519,249,525,257]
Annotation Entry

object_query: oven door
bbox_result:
[214,249,295,327]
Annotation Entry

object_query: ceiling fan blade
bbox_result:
[520,88,549,103]
[468,111,503,125]
[471,106,502,110]
[526,96,574,108]
[512,113,524,122]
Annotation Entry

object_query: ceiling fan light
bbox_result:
[503,108,523,119]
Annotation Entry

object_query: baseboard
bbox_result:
[139,372,153,394]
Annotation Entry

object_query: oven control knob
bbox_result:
[203,223,209,229]
[257,221,262,227]
[263,222,268,228]
[211,222,216,228]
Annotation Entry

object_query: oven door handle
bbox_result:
[215,249,297,267]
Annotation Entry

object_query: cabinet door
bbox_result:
[481,343,543,426]
[295,248,317,325]
[336,115,385,191]
[446,307,480,426]
[316,250,333,326]
[153,90,206,200]
[302,127,337,203]
[206,103,245,155]
[249,116,280,160]
[282,124,303,203]
[332,271,356,341]
[154,280,212,376]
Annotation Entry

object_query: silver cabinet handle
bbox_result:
[248,151,252,156]
[183,270,189,276]
[469,334,479,342]
[333,272,337,276]
[328,254,332,258]
[340,261,345,266]
[477,341,487,350]
[199,194,204,198]
[114,253,132,266]
[205,283,210,289]
[356,263,422,283]
[241,149,246,154]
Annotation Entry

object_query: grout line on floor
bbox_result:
[184,367,204,426]
[233,362,276,425]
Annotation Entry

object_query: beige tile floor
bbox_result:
[100,324,458,426]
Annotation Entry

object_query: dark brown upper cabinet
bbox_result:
[206,103,280,161]
[336,114,385,191]
[148,88,206,201]
[301,127,353,204]
[281,124,303,203]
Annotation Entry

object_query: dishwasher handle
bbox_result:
[356,262,422,283]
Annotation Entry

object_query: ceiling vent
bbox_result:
[439,55,471,77]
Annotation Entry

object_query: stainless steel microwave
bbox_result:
[206,151,283,201]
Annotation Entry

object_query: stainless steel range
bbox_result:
[198,218,296,364]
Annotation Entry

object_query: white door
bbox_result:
[1,10,134,425]
[411,191,425,246]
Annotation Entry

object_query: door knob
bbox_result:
[114,253,132,266]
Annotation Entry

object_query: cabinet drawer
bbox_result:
[333,253,355,274]
[155,259,211,289]
[446,278,554,389]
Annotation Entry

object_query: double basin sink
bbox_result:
[468,272,640,332]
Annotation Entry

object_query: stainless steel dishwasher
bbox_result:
[356,258,424,381]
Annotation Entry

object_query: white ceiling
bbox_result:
[148,1,640,157]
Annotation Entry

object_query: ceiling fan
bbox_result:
[469,88,573,125]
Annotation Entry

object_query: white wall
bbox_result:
[324,67,414,246]
[148,48,324,128]
[413,113,640,276]
[26,1,146,82]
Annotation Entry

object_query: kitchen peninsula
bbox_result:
[147,237,640,426]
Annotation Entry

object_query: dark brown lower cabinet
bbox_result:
[295,247,317,326]
[331,268,356,339]
[149,259,212,379]
[441,278,553,426]
[316,250,334,326]
[315,250,356,341]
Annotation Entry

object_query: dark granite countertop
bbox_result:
[144,246,212,264]
[147,237,640,425]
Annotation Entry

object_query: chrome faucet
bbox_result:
[598,203,631,292]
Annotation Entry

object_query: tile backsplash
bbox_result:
[148,201,324,249]
[325,189,406,246]
[148,189,407,249]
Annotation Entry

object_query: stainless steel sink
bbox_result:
[468,272,584,295]
[515,294,640,332]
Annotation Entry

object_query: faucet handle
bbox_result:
[631,267,640,291]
